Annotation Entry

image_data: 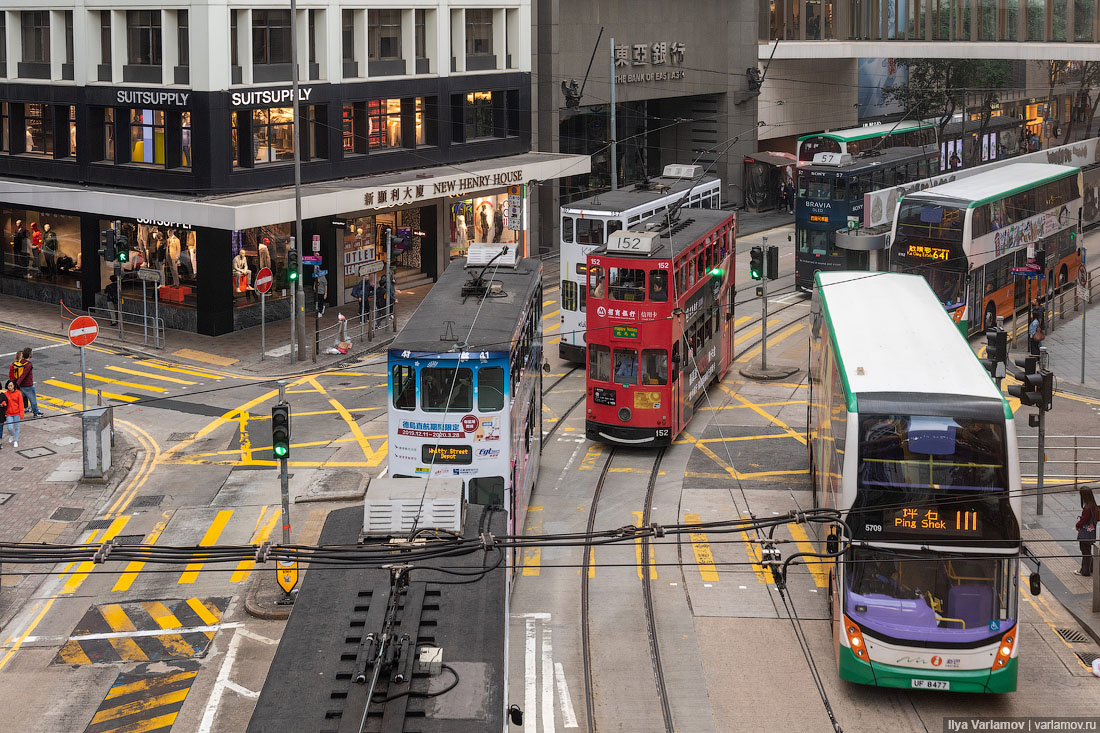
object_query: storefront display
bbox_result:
[1,208,82,289]
[232,224,291,305]
[100,218,199,307]
[448,193,517,259]
[342,217,377,289]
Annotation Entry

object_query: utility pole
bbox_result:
[609,36,617,191]
[760,236,770,370]
[290,0,307,361]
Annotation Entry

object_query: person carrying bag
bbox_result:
[1076,489,1098,577]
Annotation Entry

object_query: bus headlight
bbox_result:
[843,615,869,661]
[618,407,632,422]
[991,629,1016,670]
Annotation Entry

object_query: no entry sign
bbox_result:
[255,267,274,294]
[68,316,99,347]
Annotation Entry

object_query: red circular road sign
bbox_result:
[68,315,100,347]
[255,267,274,294]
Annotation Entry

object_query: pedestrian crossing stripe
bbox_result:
[43,379,140,403]
[104,365,197,385]
[81,373,168,392]
[53,597,229,666]
[85,660,200,733]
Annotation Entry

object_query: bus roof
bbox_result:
[814,271,1006,412]
[560,174,719,215]
[900,162,1078,207]
[593,208,734,260]
[797,120,932,143]
[799,145,935,173]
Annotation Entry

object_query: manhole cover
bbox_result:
[16,446,55,459]
[113,535,146,545]
[169,432,197,441]
[0,493,12,505]
[84,519,113,530]
[1057,627,1089,644]
[10,466,23,471]
[1076,651,1100,666]
[131,495,164,508]
[50,507,84,522]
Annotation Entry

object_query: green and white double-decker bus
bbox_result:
[808,271,1026,693]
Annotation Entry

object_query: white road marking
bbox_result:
[59,622,241,642]
[542,625,555,732]
[0,342,66,359]
[525,617,537,733]
[197,626,277,733]
[554,662,579,728]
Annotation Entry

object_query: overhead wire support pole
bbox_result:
[291,0,307,362]
[761,236,769,370]
[610,36,617,191]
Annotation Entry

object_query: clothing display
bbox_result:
[258,241,271,273]
[42,224,58,277]
[166,231,181,287]
[232,251,251,293]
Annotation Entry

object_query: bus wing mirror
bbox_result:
[543,362,551,373]
[1029,572,1041,596]
[826,532,839,556]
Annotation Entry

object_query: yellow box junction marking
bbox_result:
[44,379,140,403]
[231,507,283,583]
[81,373,167,392]
[104,365,197,385]
[683,513,720,582]
[62,516,131,594]
[171,348,239,367]
[86,660,201,733]
[178,510,234,584]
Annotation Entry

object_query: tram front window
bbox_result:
[845,548,1017,643]
[797,229,831,257]
[421,367,473,412]
[589,344,610,382]
[478,366,505,412]
[392,365,416,410]
[589,266,604,299]
[609,267,645,301]
[576,218,604,245]
[613,348,638,384]
[469,476,505,506]
[641,349,667,385]
[649,270,668,302]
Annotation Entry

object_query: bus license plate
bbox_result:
[911,679,949,690]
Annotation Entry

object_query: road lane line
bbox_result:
[178,510,234,584]
[720,386,807,445]
[787,524,829,588]
[0,598,57,672]
[230,508,282,583]
[542,623,555,733]
[104,365,197,384]
[43,379,140,403]
[142,360,225,379]
[554,661,579,729]
[330,397,387,466]
[683,513,720,582]
[62,516,131,594]
[524,617,537,733]
[736,322,807,363]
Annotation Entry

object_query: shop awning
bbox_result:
[0,152,591,231]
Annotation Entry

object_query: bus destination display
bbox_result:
[421,445,473,464]
[861,507,982,539]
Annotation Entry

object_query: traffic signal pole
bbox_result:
[761,235,770,370]
[1037,348,1048,516]
[277,380,291,545]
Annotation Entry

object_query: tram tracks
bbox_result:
[581,448,672,733]
[542,366,585,443]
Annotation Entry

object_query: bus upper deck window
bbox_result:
[649,270,669,302]
[576,218,604,245]
[562,216,574,243]
[392,364,416,410]
[609,267,645,301]
[589,265,604,298]
[477,366,505,412]
[641,349,668,386]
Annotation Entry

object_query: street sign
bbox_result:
[359,260,384,276]
[507,195,522,231]
[276,559,298,594]
[311,234,321,253]
[137,267,161,282]
[302,255,322,264]
[255,266,274,294]
[68,316,99,347]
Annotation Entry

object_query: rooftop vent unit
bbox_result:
[662,164,703,179]
[362,477,465,538]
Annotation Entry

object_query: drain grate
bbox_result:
[113,535,146,545]
[1057,627,1089,644]
[169,432,197,441]
[16,446,55,459]
[131,495,164,508]
[0,493,12,505]
[1076,651,1100,667]
[84,519,113,530]
[50,507,84,522]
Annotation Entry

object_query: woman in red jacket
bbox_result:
[1075,489,1097,577]
[3,379,23,448]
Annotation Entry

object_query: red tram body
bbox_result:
[584,209,736,446]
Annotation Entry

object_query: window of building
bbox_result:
[21,11,49,62]
[368,10,402,60]
[421,367,473,412]
[465,9,493,56]
[178,10,189,67]
[464,91,493,140]
[368,99,402,149]
[252,10,292,65]
[415,10,427,59]
[126,10,162,65]
[100,11,111,64]
[414,97,431,146]
[181,112,192,168]
[307,10,316,65]
[230,11,238,67]
[230,111,239,166]
[478,366,505,411]
[307,105,327,160]
[102,108,115,161]
[65,106,76,157]
[4,209,82,288]
[342,103,366,154]
[64,11,73,66]
[130,109,165,164]
[252,107,295,164]
[342,10,355,62]
[24,104,53,155]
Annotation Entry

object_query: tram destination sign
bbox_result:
[421,445,472,465]
[613,325,638,339]
[607,231,658,254]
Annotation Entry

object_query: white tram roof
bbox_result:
[900,162,1078,207]
[560,173,720,215]
[814,272,1007,413]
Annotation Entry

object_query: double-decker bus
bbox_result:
[795,147,940,291]
[809,271,1026,693]
[388,244,543,550]
[558,165,721,362]
[585,208,735,446]
[797,121,935,163]
[890,162,1083,335]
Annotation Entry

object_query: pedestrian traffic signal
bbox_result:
[1039,370,1053,411]
[271,403,291,459]
[766,245,779,281]
[287,249,300,282]
[749,246,764,281]
[116,234,129,263]
[1034,244,1046,269]
[1008,356,1042,408]
[100,229,117,261]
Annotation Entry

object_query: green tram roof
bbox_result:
[799,146,936,174]
[797,120,933,143]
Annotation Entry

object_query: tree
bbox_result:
[1039,60,1072,146]
[1062,62,1100,143]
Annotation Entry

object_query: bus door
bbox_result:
[969,267,984,331]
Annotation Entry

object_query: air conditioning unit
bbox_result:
[465,243,518,268]
[362,477,465,537]
[662,164,703,179]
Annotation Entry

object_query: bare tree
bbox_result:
[1062,62,1100,143]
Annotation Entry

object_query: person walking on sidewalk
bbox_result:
[10,347,42,418]
[0,386,7,450]
[313,266,328,317]
[3,380,23,448]
[105,275,120,325]
[1075,489,1097,577]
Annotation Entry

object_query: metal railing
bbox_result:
[1007,263,1100,347]
[1018,434,1100,484]
[313,304,395,357]
[87,306,166,348]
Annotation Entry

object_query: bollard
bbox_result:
[1093,544,1100,613]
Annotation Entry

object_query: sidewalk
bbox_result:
[735,207,794,238]
[1036,289,1100,394]
[0,282,434,378]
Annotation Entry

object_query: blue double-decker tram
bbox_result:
[387,244,543,548]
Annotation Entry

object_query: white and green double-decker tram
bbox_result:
[809,271,1024,693]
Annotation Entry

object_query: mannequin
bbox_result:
[186,230,197,276]
[12,219,26,275]
[29,222,42,275]
[42,223,58,278]
[492,208,504,244]
[455,210,468,250]
[232,250,250,293]
[166,230,181,287]
[258,237,272,272]
[478,204,489,242]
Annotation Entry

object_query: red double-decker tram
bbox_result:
[584,208,736,446]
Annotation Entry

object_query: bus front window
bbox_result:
[927,268,965,309]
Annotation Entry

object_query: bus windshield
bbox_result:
[845,548,1018,644]
[894,201,967,308]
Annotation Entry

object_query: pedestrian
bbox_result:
[784,178,795,214]
[351,279,367,321]
[1027,306,1045,356]
[0,386,7,451]
[1075,489,1097,577]
[9,348,41,418]
[777,179,788,213]
[313,266,328,317]
[3,379,23,448]
[105,274,120,325]
[949,151,961,170]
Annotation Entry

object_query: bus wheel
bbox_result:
[984,302,997,332]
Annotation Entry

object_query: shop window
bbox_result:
[415,10,427,59]
[478,366,505,412]
[3,209,82,289]
[307,106,327,160]
[24,104,54,156]
[102,108,115,161]
[231,225,291,305]
[589,344,610,382]
[178,10,189,68]
[641,349,668,386]
[464,91,494,140]
[414,98,431,146]
[252,10,292,65]
[65,106,76,158]
[252,107,295,164]
[421,367,473,412]
[465,9,493,56]
[368,99,402,150]
[342,217,377,289]
[561,280,578,311]
[613,348,638,385]
[230,111,240,167]
[130,109,165,165]
[368,10,402,61]
[649,270,668,302]
[180,112,192,168]
[21,11,49,63]
[469,476,505,506]
[126,10,162,65]
[343,103,367,154]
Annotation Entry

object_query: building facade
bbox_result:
[0,3,586,335]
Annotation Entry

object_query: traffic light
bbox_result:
[766,245,779,281]
[1040,370,1053,412]
[1034,243,1046,269]
[271,403,291,459]
[100,229,117,261]
[287,249,300,282]
[978,327,1008,380]
[115,234,129,263]
[749,246,764,280]
[1008,356,1042,408]
[709,266,724,278]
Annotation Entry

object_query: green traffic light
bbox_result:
[288,270,298,280]
[273,445,288,457]
[710,268,723,276]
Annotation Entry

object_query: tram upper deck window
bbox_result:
[649,270,668,302]
[797,171,809,198]
[848,175,866,204]
[469,476,505,506]
[589,265,604,298]
[478,366,505,412]
[833,177,846,201]
[575,218,604,245]
[392,364,416,410]
[421,366,473,412]
[806,176,832,200]
[561,216,573,243]
[641,349,668,385]
[613,348,638,385]
[589,344,610,382]
[609,267,645,301]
